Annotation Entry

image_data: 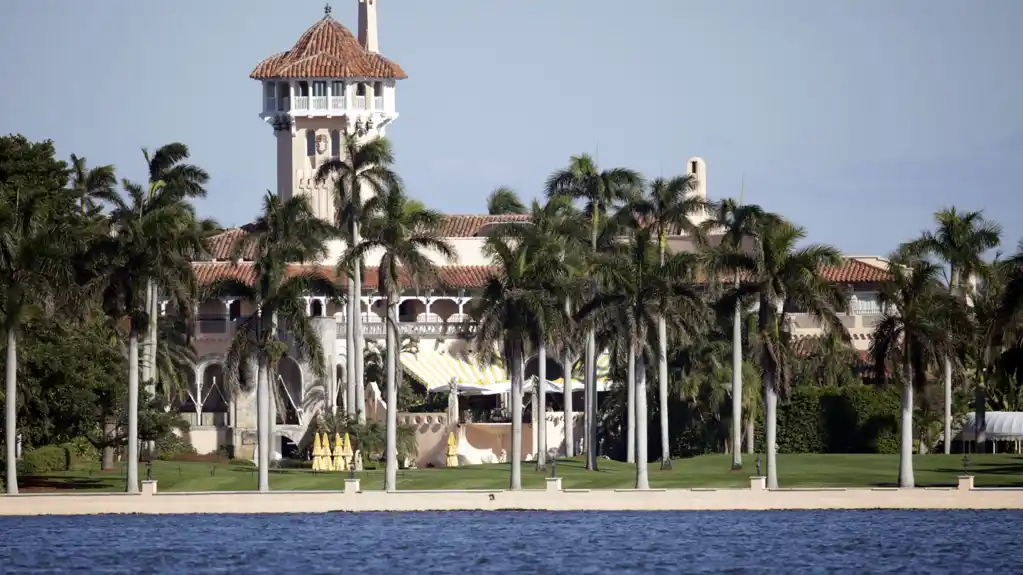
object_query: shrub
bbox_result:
[60,437,100,468]
[154,434,197,461]
[20,445,69,474]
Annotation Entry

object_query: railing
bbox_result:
[330,96,345,110]
[294,96,309,110]
[335,320,477,339]
[354,96,367,110]
[179,411,230,427]
[198,315,229,334]
[373,96,384,110]
[311,96,327,110]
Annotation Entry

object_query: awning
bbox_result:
[956,411,1023,441]
[552,353,614,392]
[400,350,507,394]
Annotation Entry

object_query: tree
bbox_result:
[470,230,568,489]
[97,177,213,492]
[315,131,399,422]
[580,227,704,488]
[546,153,643,470]
[68,154,116,216]
[626,174,704,469]
[340,182,454,491]
[700,198,770,469]
[907,208,1002,453]
[0,136,77,493]
[486,186,527,215]
[871,250,967,486]
[213,192,340,491]
[715,214,848,488]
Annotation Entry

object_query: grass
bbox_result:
[14,453,1023,493]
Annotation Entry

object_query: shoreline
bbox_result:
[2,477,1022,516]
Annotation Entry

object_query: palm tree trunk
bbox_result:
[256,356,270,492]
[745,414,755,454]
[345,275,356,416]
[899,357,915,488]
[764,371,779,489]
[5,326,19,494]
[562,298,574,458]
[943,356,952,454]
[585,329,598,470]
[509,345,524,490]
[626,346,636,463]
[730,281,743,469]
[384,294,398,491]
[635,347,650,490]
[354,264,366,422]
[536,345,548,470]
[975,373,987,451]
[145,280,158,457]
[657,315,670,469]
[126,325,140,493]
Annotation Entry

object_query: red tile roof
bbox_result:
[251,16,406,80]
[194,262,494,290]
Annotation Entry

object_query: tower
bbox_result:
[686,157,709,226]
[250,2,407,221]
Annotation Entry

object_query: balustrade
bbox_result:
[335,320,476,339]
[330,96,345,109]
[294,96,310,110]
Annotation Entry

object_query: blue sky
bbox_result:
[1,0,1020,256]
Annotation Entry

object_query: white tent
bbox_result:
[956,411,1023,441]
[427,381,510,396]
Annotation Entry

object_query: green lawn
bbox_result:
[16,453,1023,492]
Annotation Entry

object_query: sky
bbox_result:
[1,0,1020,256]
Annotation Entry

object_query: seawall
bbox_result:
[2,477,1022,516]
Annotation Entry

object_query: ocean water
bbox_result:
[0,510,1019,574]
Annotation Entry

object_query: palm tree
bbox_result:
[626,174,704,469]
[700,199,770,470]
[907,208,1002,453]
[580,227,705,488]
[98,178,210,492]
[470,230,569,489]
[315,131,399,423]
[715,214,848,488]
[212,192,340,491]
[68,154,116,215]
[138,143,209,456]
[546,153,643,470]
[1,186,80,493]
[340,182,454,491]
[871,250,967,486]
[487,186,527,215]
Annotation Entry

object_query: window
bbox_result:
[356,82,367,96]
[276,82,288,99]
[690,160,698,174]
[297,82,310,97]
[330,129,340,157]
[306,130,315,156]
[312,81,327,97]
[264,83,275,98]
[331,81,345,97]
[373,81,382,94]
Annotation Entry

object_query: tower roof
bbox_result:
[250,14,406,80]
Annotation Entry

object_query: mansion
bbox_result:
[177,3,892,465]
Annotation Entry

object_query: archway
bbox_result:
[276,356,303,425]
[199,363,229,426]
[524,355,565,382]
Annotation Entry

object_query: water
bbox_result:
[0,511,1019,574]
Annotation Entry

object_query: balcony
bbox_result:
[198,315,230,335]
[335,320,477,339]
[293,96,310,111]
[330,96,345,109]
[179,412,230,427]
[354,96,367,110]
[373,96,384,110]
[311,96,327,110]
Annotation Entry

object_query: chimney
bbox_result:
[358,0,379,53]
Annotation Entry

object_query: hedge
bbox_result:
[757,384,901,454]
[20,445,70,474]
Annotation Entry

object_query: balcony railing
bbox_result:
[373,96,384,110]
[335,320,477,339]
[179,411,230,427]
[294,96,310,110]
[330,96,345,109]
[354,96,367,110]
[312,96,327,110]
[198,315,229,334]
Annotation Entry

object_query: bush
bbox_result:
[20,445,69,474]
[229,458,255,468]
[60,437,100,467]
[756,384,900,454]
[154,434,197,461]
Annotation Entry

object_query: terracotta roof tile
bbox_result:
[194,263,495,291]
[251,17,406,80]
[205,229,254,261]
[438,214,531,237]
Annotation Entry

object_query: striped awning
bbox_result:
[552,353,613,392]
[400,350,507,393]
